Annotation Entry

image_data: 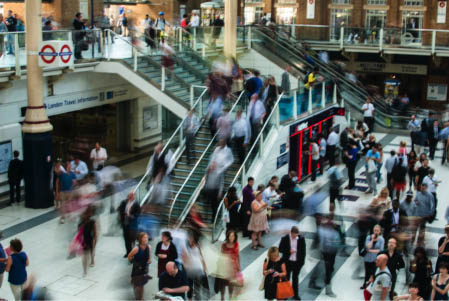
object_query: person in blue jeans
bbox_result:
[5,238,29,301]
[366,145,381,195]
[0,231,7,288]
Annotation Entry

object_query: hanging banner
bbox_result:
[307,0,315,19]
[438,1,447,24]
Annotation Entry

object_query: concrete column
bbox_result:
[22,0,52,134]
[224,0,237,58]
[23,0,54,209]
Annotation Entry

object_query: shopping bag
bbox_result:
[68,226,85,258]
[276,280,294,300]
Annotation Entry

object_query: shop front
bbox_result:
[288,106,345,181]
[275,0,298,25]
[244,0,264,25]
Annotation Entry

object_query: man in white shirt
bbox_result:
[216,108,232,143]
[384,150,398,198]
[142,14,151,29]
[362,98,375,133]
[407,115,421,152]
[190,11,200,28]
[422,168,439,218]
[70,157,89,180]
[90,142,108,171]
[204,139,234,218]
[232,109,250,164]
[248,93,266,144]
[262,182,280,205]
[326,129,339,166]
[310,139,320,182]
[183,109,200,164]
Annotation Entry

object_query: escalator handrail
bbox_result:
[210,91,285,242]
[253,27,370,102]
[133,87,209,204]
[171,90,246,228]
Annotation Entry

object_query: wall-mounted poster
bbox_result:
[0,141,12,174]
[307,0,315,19]
[143,106,158,130]
[427,83,448,101]
[438,1,447,24]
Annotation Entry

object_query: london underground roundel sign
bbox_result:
[39,44,57,64]
[59,44,73,64]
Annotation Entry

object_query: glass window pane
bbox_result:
[332,0,351,3]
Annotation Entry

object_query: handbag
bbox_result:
[68,226,85,257]
[276,279,294,300]
[258,275,266,291]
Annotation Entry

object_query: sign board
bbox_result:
[277,152,289,169]
[352,62,427,75]
[307,0,315,19]
[280,143,287,154]
[0,141,12,174]
[143,106,158,130]
[80,0,89,19]
[438,1,447,24]
[38,41,74,68]
[427,83,448,101]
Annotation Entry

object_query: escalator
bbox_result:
[250,27,412,129]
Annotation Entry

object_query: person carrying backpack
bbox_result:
[364,254,391,301]
[391,157,407,200]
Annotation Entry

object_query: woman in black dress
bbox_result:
[155,231,177,277]
[224,186,242,231]
[262,246,287,301]
[128,232,151,300]
[410,246,433,300]
[80,205,97,277]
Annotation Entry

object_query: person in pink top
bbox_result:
[398,141,408,157]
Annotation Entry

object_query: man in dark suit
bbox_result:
[428,120,441,161]
[279,226,306,300]
[8,150,24,205]
[118,191,141,257]
[381,199,407,241]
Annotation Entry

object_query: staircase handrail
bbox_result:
[168,90,246,226]
[210,91,285,241]
[133,86,209,205]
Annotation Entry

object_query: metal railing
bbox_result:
[168,90,246,226]
[133,86,209,206]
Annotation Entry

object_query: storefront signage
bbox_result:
[0,141,12,174]
[307,0,315,19]
[438,1,447,24]
[427,83,448,101]
[41,85,137,116]
[289,106,344,135]
[352,62,427,75]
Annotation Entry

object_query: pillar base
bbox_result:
[23,132,54,209]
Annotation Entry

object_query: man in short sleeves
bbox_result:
[369,254,391,301]
[362,98,375,133]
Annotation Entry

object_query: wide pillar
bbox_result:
[224,0,237,58]
[22,0,54,209]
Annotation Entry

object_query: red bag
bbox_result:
[68,226,85,257]
[363,288,372,301]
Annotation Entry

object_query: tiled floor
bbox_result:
[0,132,447,300]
